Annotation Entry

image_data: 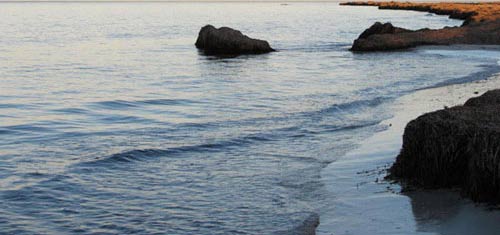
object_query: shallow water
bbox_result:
[0,2,497,234]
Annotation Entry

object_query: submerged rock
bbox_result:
[195,25,275,55]
[389,90,500,204]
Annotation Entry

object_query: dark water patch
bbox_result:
[2,186,61,203]
[10,67,42,73]
[90,100,140,110]
[282,42,351,52]
[0,103,22,109]
[0,129,16,135]
[90,98,201,111]
[317,120,383,134]
[315,96,389,115]
[78,135,273,167]
[423,63,500,89]
[1,130,121,146]
[260,153,323,165]
[138,98,201,106]
[278,177,324,190]
[51,107,89,114]
[0,103,37,109]
[175,122,217,130]
[3,124,55,133]
[75,66,116,73]
[23,172,50,179]
[97,114,157,124]
[275,212,320,235]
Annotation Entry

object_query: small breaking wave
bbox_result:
[76,134,274,167]
[75,118,379,169]
[90,98,202,110]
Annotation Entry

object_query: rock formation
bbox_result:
[357,22,411,39]
[341,2,500,25]
[342,2,500,51]
[195,25,275,55]
[389,90,500,203]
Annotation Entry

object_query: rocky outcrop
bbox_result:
[340,1,488,24]
[341,2,500,25]
[195,25,275,55]
[389,90,500,204]
[343,2,500,51]
[351,20,500,51]
[357,22,411,39]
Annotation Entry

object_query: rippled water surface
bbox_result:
[0,2,495,234]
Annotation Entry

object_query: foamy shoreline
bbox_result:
[317,71,500,234]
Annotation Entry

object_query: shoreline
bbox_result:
[317,52,500,234]
[341,1,500,24]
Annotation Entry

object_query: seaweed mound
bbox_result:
[389,90,500,203]
[195,25,275,55]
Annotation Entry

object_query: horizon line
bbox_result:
[0,0,493,3]
[0,0,344,2]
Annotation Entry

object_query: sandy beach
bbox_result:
[318,49,500,234]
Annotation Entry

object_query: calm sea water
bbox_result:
[0,2,497,235]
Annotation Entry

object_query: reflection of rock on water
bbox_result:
[405,190,500,235]
[406,190,462,225]
[275,213,320,235]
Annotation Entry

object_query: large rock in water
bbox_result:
[389,90,500,203]
[195,25,275,55]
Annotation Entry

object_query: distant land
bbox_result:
[1,0,499,3]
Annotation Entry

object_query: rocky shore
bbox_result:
[389,90,500,204]
[341,2,500,51]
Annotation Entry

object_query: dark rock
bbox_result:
[358,22,412,39]
[343,2,500,51]
[351,20,500,51]
[465,90,500,107]
[195,25,275,55]
[389,89,500,204]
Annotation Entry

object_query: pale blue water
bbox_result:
[0,2,497,235]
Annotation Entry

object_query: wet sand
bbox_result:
[318,49,500,234]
